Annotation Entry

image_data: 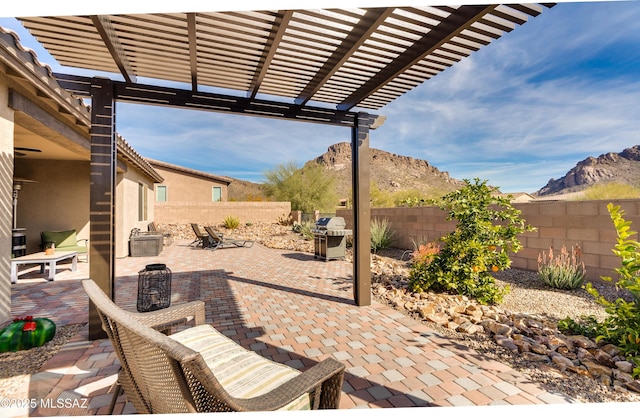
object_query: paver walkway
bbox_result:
[3,240,573,416]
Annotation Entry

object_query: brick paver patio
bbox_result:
[3,240,574,416]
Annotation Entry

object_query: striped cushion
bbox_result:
[170,325,310,410]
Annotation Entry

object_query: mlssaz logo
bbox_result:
[39,398,89,409]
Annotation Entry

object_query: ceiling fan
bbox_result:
[14,147,42,157]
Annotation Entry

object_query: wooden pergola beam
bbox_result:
[54,73,372,128]
[337,4,495,111]
[90,15,137,84]
[187,13,198,91]
[247,10,293,99]
[294,8,394,106]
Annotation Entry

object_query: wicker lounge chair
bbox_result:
[190,223,207,247]
[82,279,345,413]
[204,225,254,250]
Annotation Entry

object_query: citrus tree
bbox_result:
[409,178,535,304]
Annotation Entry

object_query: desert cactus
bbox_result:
[0,316,56,352]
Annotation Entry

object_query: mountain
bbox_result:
[309,142,464,199]
[228,178,267,201]
[228,142,464,202]
[535,145,640,196]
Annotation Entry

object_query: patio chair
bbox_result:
[190,223,207,247]
[83,279,206,414]
[148,221,173,246]
[82,279,345,413]
[204,225,254,250]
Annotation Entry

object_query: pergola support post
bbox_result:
[351,112,372,306]
[88,78,117,340]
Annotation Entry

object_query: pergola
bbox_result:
[16,3,553,339]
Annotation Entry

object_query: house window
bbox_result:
[156,185,167,202]
[212,186,222,202]
[138,182,148,221]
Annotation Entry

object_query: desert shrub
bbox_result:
[394,189,426,207]
[293,221,314,240]
[370,218,395,253]
[370,183,395,208]
[580,183,640,200]
[410,242,440,265]
[223,215,240,229]
[277,213,293,226]
[537,244,586,289]
[263,162,336,212]
[408,178,535,305]
[557,315,599,338]
[581,203,640,377]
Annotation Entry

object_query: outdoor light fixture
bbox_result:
[137,263,172,312]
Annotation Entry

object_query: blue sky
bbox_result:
[2,1,640,193]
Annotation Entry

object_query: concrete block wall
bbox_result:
[154,201,291,225]
[338,199,640,281]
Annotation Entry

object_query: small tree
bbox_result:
[409,178,535,304]
[263,161,336,213]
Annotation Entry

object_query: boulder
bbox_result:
[424,313,449,326]
[612,369,634,384]
[552,355,575,371]
[624,380,640,394]
[567,335,597,349]
[615,361,634,374]
[595,350,616,368]
[457,322,482,334]
[522,352,550,362]
[582,360,613,386]
[494,335,518,353]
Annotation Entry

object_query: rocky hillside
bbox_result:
[535,145,640,196]
[228,178,267,201]
[229,142,464,201]
[310,142,464,199]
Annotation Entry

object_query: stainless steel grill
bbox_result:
[312,217,352,261]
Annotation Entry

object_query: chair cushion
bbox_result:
[41,230,79,249]
[170,325,310,410]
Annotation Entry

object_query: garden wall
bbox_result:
[338,199,640,281]
[154,201,291,225]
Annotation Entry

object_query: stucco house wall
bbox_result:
[148,159,230,203]
[13,159,90,254]
[117,166,156,257]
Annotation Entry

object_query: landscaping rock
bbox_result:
[494,334,518,353]
[522,352,550,362]
[615,361,634,374]
[552,355,575,371]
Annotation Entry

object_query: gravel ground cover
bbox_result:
[0,323,85,400]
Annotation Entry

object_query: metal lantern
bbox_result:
[137,263,172,312]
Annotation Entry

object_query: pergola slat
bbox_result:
[20,4,552,109]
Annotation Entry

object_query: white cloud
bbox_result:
[373,2,640,192]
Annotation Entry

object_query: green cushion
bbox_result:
[41,230,84,250]
[171,325,310,410]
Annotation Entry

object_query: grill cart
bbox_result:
[312,217,352,261]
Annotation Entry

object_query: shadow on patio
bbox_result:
[3,241,572,416]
